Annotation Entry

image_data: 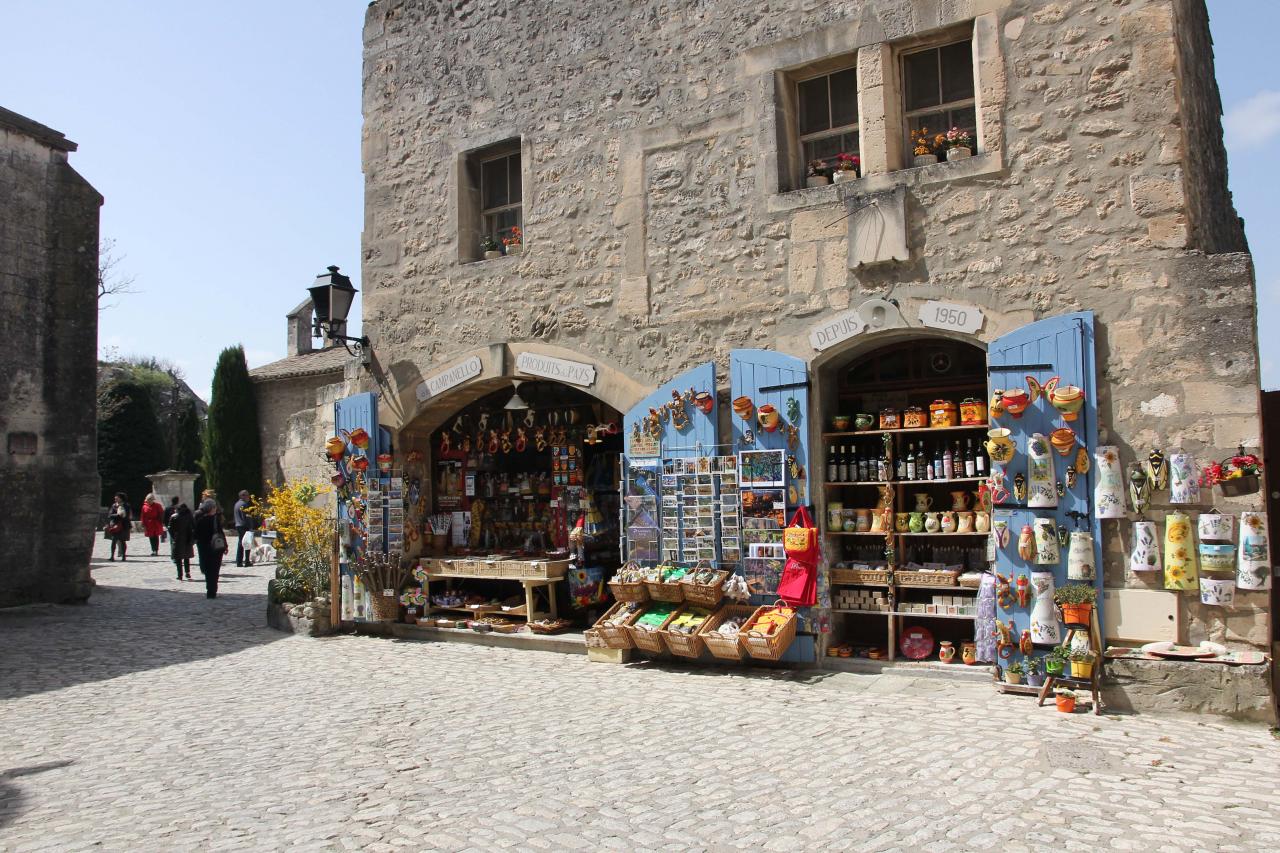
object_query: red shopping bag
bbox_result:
[776,555,817,607]
[782,507,820,562]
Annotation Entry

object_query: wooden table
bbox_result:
[422,571,561,622]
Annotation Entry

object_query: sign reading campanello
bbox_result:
[415,356,483,402]
[515,352,597,387]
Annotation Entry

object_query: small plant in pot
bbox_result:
[1004,660,1024,685]
[1053,583,1097,627]
[806,159,831,188]
[911,127,941,167]
[1069,649,1097,679]
[1045,644,1068,676]
[1024,655,1044,687]
[833,152,860,182]
[1054,687,1077,713]
[502,226,524,256]
[944,126,973,160]
[481,235,502,260]
[1201,445,1263,497]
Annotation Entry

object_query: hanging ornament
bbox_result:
[1026,375,1045,404]
[996,572,1014,610]
[1013,472,1027,503]
[1065,464,1078,489]
[1015,574,1030,608]
[515,428,528,453]
[1026,433,1057,508]
[1093,446,1125,519]
[989,389,1007,419]
[1019,629,1034,656]
[1168,452,1201,504]
[1017,524,1035,561]
[439,432,451,455]
[1163,512,1198,590]
[1129,520,1160,572]
[1146,449,1168,491]
[1033,519,1059,565]
[1127,463,1151,515]
[1237,512,1270,590]
[1197,510,1233,543]
[1029,572,1061,644]
[786,396,801,423]
[1067,531,1095,581]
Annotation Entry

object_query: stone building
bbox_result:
[0,107,102,606]
[273,1,1270,715]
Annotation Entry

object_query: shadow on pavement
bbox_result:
[0,760,73,830]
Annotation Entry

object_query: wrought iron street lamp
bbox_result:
[308,265,370,361]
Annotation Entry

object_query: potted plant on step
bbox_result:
[911,127,941,167]
[1054,688,1077,713]
[945,126,972,160]
[1024,655,1044,687]
[1005,660,1024,685]
[833,152,860,182]
[1045,644,1068,677]
[1069,649,1097,679]
[503,226,524,256]
[1053,583,1097,628]
[806,159,831,188]
[481,235,502,260]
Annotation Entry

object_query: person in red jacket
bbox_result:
[140,493,165,556]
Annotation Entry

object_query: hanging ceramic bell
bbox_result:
[1168,451,1201,504]
[1129,520,1160,572]
[1163,512,1198,590]
[1197,510,1233,543]
[1094,446,1125,519]
[1026,433,1058,508]
[1146,449,1169,491]
[1017,524,1035,561]
[1127,463,1151,515]
[1237,511,1270,590]
[1033,518,1059,565]
[1067,531,1095,581]
[1029,572,1061,644]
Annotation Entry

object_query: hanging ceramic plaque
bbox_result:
[1168,451,1201,504]
[1197,511,1233,543]
[1067,531,1095,581]
[1026,433,1057,508]
[1033,518,1059,565]
[1163,512,1198,590]
[1237,511,1270,590]
[1129,520,1160,572]
[1029,571,1061,644]
[1094,446,1125,519]
[1198,577,1235,607]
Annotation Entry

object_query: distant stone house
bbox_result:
[0,107,101,606]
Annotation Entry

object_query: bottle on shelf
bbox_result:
[877,447,889,482]
[895,445,907,481]
[905,443,917,481]
[974,438,986,476]
[828,444,838,482]
[964,439,976,478]
[932,443,944,480]
[837,445,849,482]
[943,442,954,480]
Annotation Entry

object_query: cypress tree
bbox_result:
[97,381,169,507]
[203,345,262,507]
[174,398,205,495]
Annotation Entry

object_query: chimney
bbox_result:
[286,298,315,357]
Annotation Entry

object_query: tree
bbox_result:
[174,398,205,494]
[98,381,169,508]
[97,238,138,310]
[203,345,262,507]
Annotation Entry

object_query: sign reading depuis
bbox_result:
[415,356,483,402]
[808,309,868,352]
[514,351,597,387]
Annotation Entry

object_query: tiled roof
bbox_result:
[249,347,349,381]
[0,106,77,151]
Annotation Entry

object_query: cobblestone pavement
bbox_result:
[3,539,1280,851]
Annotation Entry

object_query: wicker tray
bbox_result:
[741,603,798,662]
[895,570,959,587]
[628,605,680,654]
[503,559,570,579]
[527,619,573,635]
[681,569,728,607]
[593,601,641,649]
[830,567,891,586]
[699,604,756,661]
[660,606,716,658]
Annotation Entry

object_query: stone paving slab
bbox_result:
[2,537,1279,850]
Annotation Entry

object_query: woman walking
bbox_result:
[167,502,195,581]
[141,493,165,556]
[107,493,131,561]
[193,498,228,598]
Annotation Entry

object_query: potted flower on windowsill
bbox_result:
[1004,660,1024,685]
[481,236,502,260]
[1053,583,1097,628]
[503,226,524,256]
[945,126,973,161]
[806,158,831,188]
[911,127,941,167]
[833,152,860,183]
[1069,649,1097,679]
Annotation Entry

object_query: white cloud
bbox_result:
[1224,90,1280,151]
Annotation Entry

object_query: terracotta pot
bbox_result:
[693,392,714,414]
[959,397,987,425]
[1056,694,1076,713]
[806,176,830,188]
[758,404,781,432]
[732,396,754,420]
[325,436,346,460]
[961,641,977,665]
[1048,384,1086,420]
[1005,670,1023,685]
[913,154,938,167]
[346,427,370,450]
[1050,427,1076,456]
[832,415,851,431]
[350,455,370,472]
[1060,602,1093,627]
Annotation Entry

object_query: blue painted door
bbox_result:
[335,392,378,620]
[988,312,1100,668]
[729,349,817,663]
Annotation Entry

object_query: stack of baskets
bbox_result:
[644,564,687,603]
[627,603,680,653]
[680,563,728,607]
[659,606,716,658]
[741,601,799,661]
[593,600,643,649]
[699,604,757,661]
[607,561,649,603]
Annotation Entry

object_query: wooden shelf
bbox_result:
[832,608,892,615]
[824,481,891,487]
[896,583,978,592]
[830,580,891,588]
[896,532,989,537]
[825,477,984,487]
[822,424,988,439]
[892,611,976,620]
[825,531,892,537]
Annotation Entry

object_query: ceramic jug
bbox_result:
[1029,572,1061,644]
[870,509,888,534]
[895,512,911,533]
[909,512,926,533]
[913,493,934,512]
[854,509,872,533]
[940,511,957,533]
[956,511,975,533]
[939,641,956,663]
[974,511,991,533]
[1094,446,1126,519]
[949,490,971,511]
[925,512,941,533]
[1067,531,1095,580]
[984,428,1015,465]
[1026,433,1058,508]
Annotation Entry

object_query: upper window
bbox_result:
[902,39,976,154]
[480,151,522,246]
[797,67,859,171]
[459,138,524,262]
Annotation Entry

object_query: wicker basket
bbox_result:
[958,573,983,589]
[593,601,641,649]
[741,602,799,661]
[503,559,570,579]
[699,604,756,661]
[628,604,680,654]
[830,567,891,586]
[527,619,573,635]
[583,629,609,649]
[895,570,959,587]
[608,561,650,603]
[681,566,728,607]
[661,606,716,658]
[645,575,686,603]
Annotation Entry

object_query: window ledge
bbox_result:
[767,151,1004,214]
[460,252,523,267]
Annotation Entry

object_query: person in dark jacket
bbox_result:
[233,490,255,567]
[107,493,131,561]
[193,499,228,598]
[167,503,195,581]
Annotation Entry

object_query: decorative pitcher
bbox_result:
[949,490,972,511]
[1029,572,1061,644]
[913,493,934,512]
[940,511,957,533]
[984,428,1015,465]
[925,512,941,533]
[974,511,991,533]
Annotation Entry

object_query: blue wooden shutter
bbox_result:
[729,349,817,663]
[988,312,1101,653]
[623,363,718,459]
[334,392,378,619]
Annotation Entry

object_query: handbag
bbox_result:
[776,555,817,607]
[210,526,227,552]
[782,507,819,561]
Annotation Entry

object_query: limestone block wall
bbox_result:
[360,1,1265,649]
[0,117,101,606]
[254,375,347,488]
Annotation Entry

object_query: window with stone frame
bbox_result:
[901,38,976,159]
[796,66,860,173]
[480,150,522,246]
[459,138,523,262]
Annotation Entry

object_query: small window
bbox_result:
[7,432,37,455]
[797,67,860,172]
[480,152,522,244]
[459,138,524,262]
[902,39,976,159]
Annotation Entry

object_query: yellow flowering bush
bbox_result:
[250,479,334,604]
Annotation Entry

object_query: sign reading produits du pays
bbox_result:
[515,352,597,387]
[918,301,984,334]
[416,356,483,402]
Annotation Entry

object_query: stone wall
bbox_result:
[253,373,346,488]
[0,110,101,606]
[359,1,1266,652]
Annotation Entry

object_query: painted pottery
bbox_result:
[854,413,875,431]
[757,404,781,432]
[989,390,1007,420]
[879,408,900,429]
[929,399,958,428]
[694,391,714,414]
[732,396,754,420]
[1017,524,1035,561]
[346,427,371,450]
[975,511,991,533]
[325,436,346,460]
[854,509,872,533]
[1005,669,1023,685]
[1198,511,1233,543]
[956,511,975,533]
[827,503,844,529]
[913,493,934,512]
[1067,531,1095,580]
[993,519,1010,549]
[1030,572,1061,644]
[1163,512,1199,590]
[1075,446,1091,474]
[985,428,1015,464]
[1129,520,1160,572]
[1128,463,1152,515]
[960,397,987,425]
[1146,449,1169,490]
[949,491,972,511]
[1199,577,1236,607]
[1034,519,1060,565]
[961,641,977,665]
[1094,446,1126,519]
[1198,542,1235,572]
[1050,427,1076,456]
[832,414,851,431]
[1237,512,1271,590]
[925,512,941,533]
[870,510,888,533]
[938,640,956,663]
[377,453,393,473]
[895,512,911,533]
[1027,433,1058,508]
[350,455,369,472]
[940,512,957,533]
[1001,388,1031,418]
[842,510,859,532]
[909,512,925,533]
[1168,452,1201,504]
[903,406,927,429]
[1048,383,1085,420]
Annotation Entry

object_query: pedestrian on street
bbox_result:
[106,493,131,561]
[162,496,178,542]
[233,490,255,567]
[141,493,165,556]
[193,498,228,599]
[167,502,195,581]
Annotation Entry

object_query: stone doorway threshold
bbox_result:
[819,655,993,682]
[388,622,588,655]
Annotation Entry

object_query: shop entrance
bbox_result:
[409,381,622,631]
[818,336,990,663]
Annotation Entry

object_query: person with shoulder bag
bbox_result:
[106,493,132,561]
[193,499,228,598]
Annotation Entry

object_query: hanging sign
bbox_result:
[918,301,984,335]
[808,309,867,352]
[630,434,661,457]
[515,352,596,387]
[416,356,482,401]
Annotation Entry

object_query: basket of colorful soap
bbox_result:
[627,602,680,653]
[644,563,688,603]
[680,562,728,607]
[700,604,756,661]
[741,601,798,661]
[607,560,649,603]
[593,601,643,649]
[660,606,715,658]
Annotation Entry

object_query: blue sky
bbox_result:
[0,2,1274,399]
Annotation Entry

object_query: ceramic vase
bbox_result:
[1163,512,1199,590]
[1198,511,1233,543]
[941,512,957,533]
[1168,452,1200,504]
[925,512,941,533]
[1199,577,1236,607]
[1033,519,1060,565]
[1237,511,1271,590]
[1026,433,1058,508]
[1129,520,1160,572]
[938,640,956,663]
[975,511,991,533]
[1094,446,1126,519]
[1029,571,1061,644]
[1067,531,1095,580]
[957,512,975,533]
